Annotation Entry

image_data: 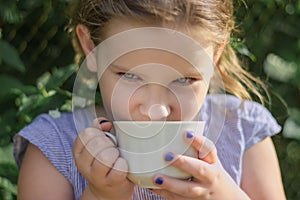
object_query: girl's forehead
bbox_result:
[109,49,214,85]
[114,49,191,65]
[112,49,211,72]
[103,17,214,47]
[94,17,215,80]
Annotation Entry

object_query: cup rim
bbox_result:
[113,121,206,124]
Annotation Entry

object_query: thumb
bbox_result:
[92,117,113,132]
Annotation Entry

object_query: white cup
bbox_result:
[105,121,205,188]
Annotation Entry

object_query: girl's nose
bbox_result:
[147,104,170,120]
[138,84,172,121]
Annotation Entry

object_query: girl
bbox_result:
[14,0,286,199]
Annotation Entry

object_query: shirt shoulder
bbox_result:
[200,94,281,185]
[14,109,92,182]
[203,94,281,149]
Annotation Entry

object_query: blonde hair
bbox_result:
[67,0,267,103]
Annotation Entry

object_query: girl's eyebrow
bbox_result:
[109,63,130,71]
[110,63,204,77]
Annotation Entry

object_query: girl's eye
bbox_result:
[118,72,142,81]
[172,77,196,85]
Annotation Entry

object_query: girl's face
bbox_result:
[97,19,214,121]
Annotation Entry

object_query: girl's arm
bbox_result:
[241,137,286,200]
[18,143,74,200]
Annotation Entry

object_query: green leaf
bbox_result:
[0,177,17,196]
[264,53,297,82]
[16,91,69,122]
[17,93,49,113]
[60,100,72,112]
[37,72,51,90]
[230,38,256,62]
[0,75,23,102]
[0,162,18,186]
[0,108,19,145]
[0,145,15,164]
[0,40,25,72]
[267,90,289,125]
[12,85,39,97]
[0,3,23,24]
[0,190,14,200]
[45,64,77,90]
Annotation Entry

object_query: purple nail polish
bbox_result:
[155,177,164,185]
[165,152,174,161]
[186,131,194,138]
[99,119,109,124]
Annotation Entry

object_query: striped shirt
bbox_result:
[14,94,281,200]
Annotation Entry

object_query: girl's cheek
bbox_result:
[110,90,133,120]
[105,82,142,120]
[179,99,201,120]
[171,86,207,120]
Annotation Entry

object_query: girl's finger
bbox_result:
[73,127,101,160]
[90,146,119,179]
[81,147,119,186]
[184,133,217,164]
[91,117,113,132]
[152,174,208,199]
[106,157,129,184]
[150,189,184,200]
[73,128,114,176]
[164,152,218,185]
[73,129,98,176]
[83,135,115,164]
[91,118,117,144]
[93,146,119,169]
[76,140,118,181]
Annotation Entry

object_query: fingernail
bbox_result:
[186,131,194,138]
[155,177,164,185]
[165,152,174,161]
[99,119,109,124]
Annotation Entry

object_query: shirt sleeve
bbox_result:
[13,113,74,182]
[241,101,282,150]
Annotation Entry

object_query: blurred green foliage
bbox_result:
[237,1,300,198]
[0,0,75,199]
[0,0,299,199]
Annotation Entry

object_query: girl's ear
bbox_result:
[76,24,97,72]
[76,24,95,55]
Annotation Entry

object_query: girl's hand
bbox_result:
[73,118,134,200]
[151,133,250,200]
